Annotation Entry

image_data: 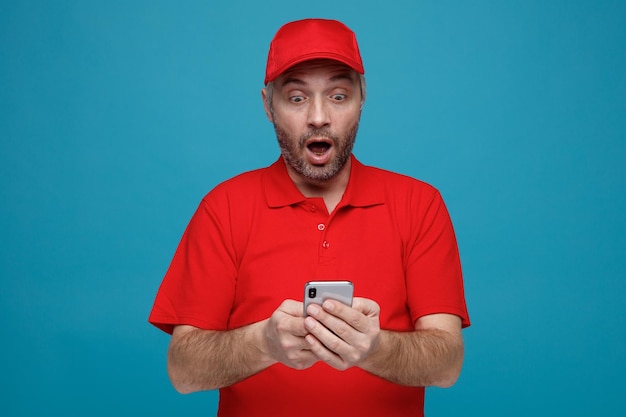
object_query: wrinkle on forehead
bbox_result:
[276,59,359,87]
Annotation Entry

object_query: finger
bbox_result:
[278,299,305,317]
[306,303,355,342]
[351,297,381,317]
[280,300,307,335]
[283,343,319,370]
[275,313,308,338]
[304,333,348,371]
[319,300,371,334]
[283,333,313,350]
[304,315,351,355]
[271,301,308,337]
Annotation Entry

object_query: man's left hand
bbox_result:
[303,297,381,370]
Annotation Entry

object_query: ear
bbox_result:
[261,88,274,123]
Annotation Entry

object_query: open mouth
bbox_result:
[307,141,332,155]
[303,137,334,165]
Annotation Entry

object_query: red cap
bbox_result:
[264,18,364,84]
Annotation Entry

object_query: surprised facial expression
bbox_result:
[264,60,363,184]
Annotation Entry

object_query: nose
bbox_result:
[307,96,330,129]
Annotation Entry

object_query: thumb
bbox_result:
[352,297,380,317]
[277,299,305,317]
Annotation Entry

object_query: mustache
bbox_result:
[299,128,339,145]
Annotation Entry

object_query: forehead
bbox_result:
[276,59,359,86]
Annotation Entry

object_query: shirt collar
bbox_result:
[263,155,385,208]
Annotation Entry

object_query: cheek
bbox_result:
[336,113,361,133]
[273,112,306,133]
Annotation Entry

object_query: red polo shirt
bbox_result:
[149,155,469,417]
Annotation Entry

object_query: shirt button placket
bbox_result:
[317,223,330,249]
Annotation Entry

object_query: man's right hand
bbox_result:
[262,299,318,370]
[167,299,318,393]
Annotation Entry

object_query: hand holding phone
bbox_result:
[303,280,353,316]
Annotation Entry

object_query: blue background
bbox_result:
[1,1,624,415]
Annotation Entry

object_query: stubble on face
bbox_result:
[273,120,359,183]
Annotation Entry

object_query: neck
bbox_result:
[286,158,352,214]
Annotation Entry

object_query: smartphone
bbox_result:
[304,280,353,316]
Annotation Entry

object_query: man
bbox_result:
[149,18,470,416]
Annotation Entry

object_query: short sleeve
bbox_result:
[148,191,238,334]
[405,190,470,328]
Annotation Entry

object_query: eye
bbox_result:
[331,94,347,102]
[289,95,305,103]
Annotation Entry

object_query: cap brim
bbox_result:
[265,52,364,84]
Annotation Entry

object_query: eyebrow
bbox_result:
[329,73,356,83]
[280,77,306,88]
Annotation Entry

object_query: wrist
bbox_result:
[359,329,389,371]
[253,319,279,368]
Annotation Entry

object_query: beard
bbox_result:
[273,121,359,183]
